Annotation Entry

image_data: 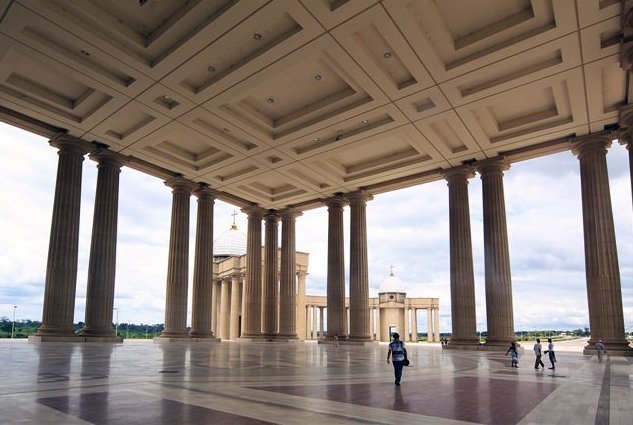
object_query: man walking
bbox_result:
[387,332,408,386]
[534,338,545,370]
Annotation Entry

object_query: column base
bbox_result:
[29,335,123,342]
[34,326,77,338]
[445,338,484,350]
[78,328,117,338]
[154,336,221,343]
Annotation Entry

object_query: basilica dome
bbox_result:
[378,268,406,293]
[213,222,247,259]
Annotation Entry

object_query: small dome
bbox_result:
[378,268,406,293]
[213,222,246,258]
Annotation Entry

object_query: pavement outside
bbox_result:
[1,338,630,424]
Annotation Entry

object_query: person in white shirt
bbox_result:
[533,338,545,370]
[545,338,556,369]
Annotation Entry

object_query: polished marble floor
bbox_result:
[1,339,631,424]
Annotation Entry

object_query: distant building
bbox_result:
[212,222,438,342]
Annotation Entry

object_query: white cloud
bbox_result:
[0,122,631,335]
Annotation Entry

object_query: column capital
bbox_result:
[347,190,373,205]
[193,183,217,200]
[164,175,195,193]
[442,165,476,183]
[264,210,280,223]
[49,133,92,156]
[323,194,348,209]
[571,133,614,158]
[279,207,303,220]
[241,204,266,219]
[476,157,510,176]
[89,148,127,169]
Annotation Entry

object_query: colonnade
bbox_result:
[444,133,632,354]
[31,128,633,354]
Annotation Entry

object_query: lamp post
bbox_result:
[114,307,119,337]
[11,305,17,338]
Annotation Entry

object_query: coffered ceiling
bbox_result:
[0,0,626,210]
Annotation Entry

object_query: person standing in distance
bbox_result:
[595,340,606,363]
[533,338,545,370]
[387,332,408,386]
[545,338,556,370]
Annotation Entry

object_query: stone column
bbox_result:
[319,307,325,338]
[211,279,218,335]
[325,195,348,339]
[369,307,374,340]
[80,149,125,339]
[434,307,440,342]
[444,167,479,347]
[618,106,633,212]
[219,278,231,339]
[312,306,318,339]
[478,158,515,348]
[412,308,418,342]
[189,184,216,338]
[376,308,381,341]
[229,274,241,339]
[241,205,265,338]
[262,211,280,338]
[161,176,194,338]
[572,135,632,355]
[296,271,307,340]
[348,191,372,342]
[403,307,409,341]
[36,135,91,338]
[427,309,433,342]
[279,209,301,338]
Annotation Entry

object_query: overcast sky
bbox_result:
[0,122,631,333]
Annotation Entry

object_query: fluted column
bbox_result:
[376,308,381,341]
[241,205,265,338]
[412,309,418,342]
[211,279,218,335]
[348,190,372,342]
[403,307,409,341]
[444,167,479,347]
[325,195,348,339]
[36,135,91,338]
[427,308,433,342]
[572,135,632,355]
[189,184,216,338]
[369,307,374,340]
[478,158,515,348]
[312,306,318,339]
[434,307,440,342]
[161,176,194,338]
[618,106,633,212]
[219,278,231,339]
[296,271,307,340]
[279,209,301,338]
[262,211,280,338]
[319,307,325,338]
[80,149,125,338]
[229,274,242,339]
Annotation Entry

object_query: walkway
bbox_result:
[1,339,630,424]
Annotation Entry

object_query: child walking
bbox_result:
[506,342,519,368]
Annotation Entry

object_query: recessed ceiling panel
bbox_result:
[384,0,576,82]
[456,69,588,149]
[331,3,434,100]
[584,55,626,123]
[20,0,269,79]
[205,35,389,143]
[161,0,323,103]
